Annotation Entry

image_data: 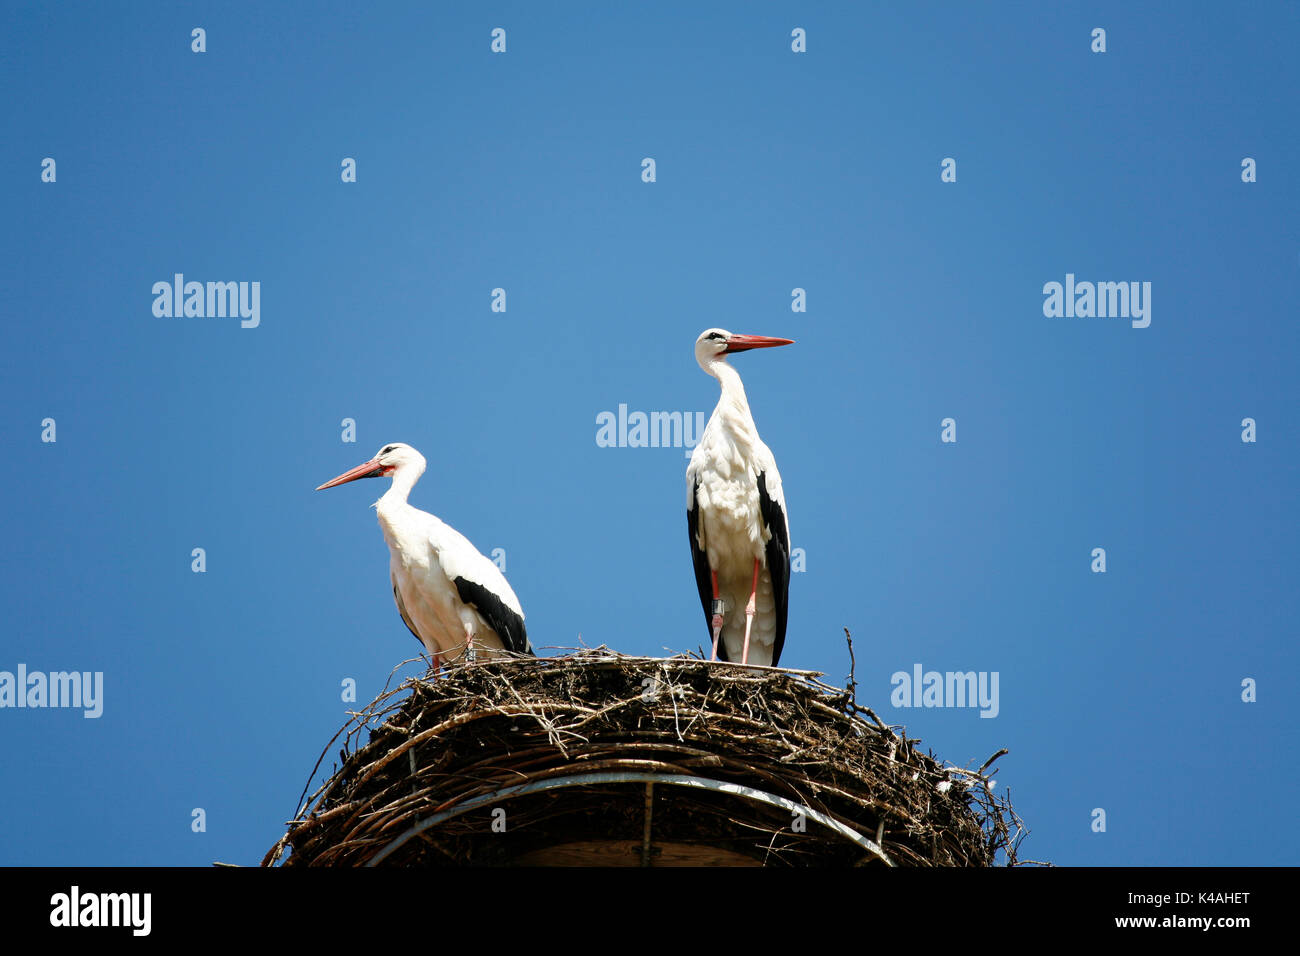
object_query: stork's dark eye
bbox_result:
[381,445,395,455]
[708,332,725,340]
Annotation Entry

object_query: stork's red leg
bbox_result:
[741,558,760,665]
[709,570,724,661]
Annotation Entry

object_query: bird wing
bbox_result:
[686,465,715,648]
[432,523,532,656]
[755,448,791,667]
[391,570,424,647]
[451,576,531,655]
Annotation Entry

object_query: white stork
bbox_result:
[316,442,531,668]
[686,329,793,667]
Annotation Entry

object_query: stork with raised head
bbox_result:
[686,329,793,667]
[316,443,531,668]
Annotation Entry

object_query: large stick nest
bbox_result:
[263,648,1025,867]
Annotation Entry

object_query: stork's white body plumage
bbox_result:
[686,329,792,667]
[318,443,531,666]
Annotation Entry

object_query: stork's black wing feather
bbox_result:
[757,471,790,667]
[452,576,533,655]
[687,477,715,647]
[392,573,423,647]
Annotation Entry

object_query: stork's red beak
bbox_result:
[724,334,794,353]
[316,459,384,491]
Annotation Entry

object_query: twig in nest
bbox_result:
[978,748,1008,775]
[844,627,858,702]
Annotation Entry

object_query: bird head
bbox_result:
[694,328,794,370]
[316,442,426,491]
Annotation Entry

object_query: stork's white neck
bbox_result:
[704,357,759,441]
[377,462,423,511]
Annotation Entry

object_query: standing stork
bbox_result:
[686,329,793,667]
[316,442,531,667]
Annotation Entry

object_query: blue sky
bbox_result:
[1,1,1296,866]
